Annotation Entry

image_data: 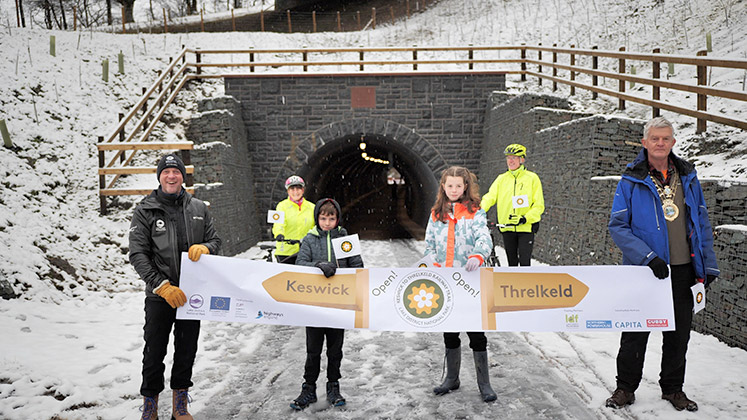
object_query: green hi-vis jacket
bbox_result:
[480,165,545,233]
[272,198,316,256]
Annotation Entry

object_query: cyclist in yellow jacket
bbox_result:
[480,144,545,266]
[272,175,315,264]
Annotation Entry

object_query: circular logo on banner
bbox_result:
[189,294,204,309]
[395,270,453,327]
[516,197,524,205]
[696,291,704,304]
[272,213,280,221]
[418,263,428,268]
[341,241,353,253]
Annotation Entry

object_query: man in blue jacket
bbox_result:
[606,117,719,412]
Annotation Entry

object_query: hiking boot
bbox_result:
[326,381,346,407]
[140,395,158,420]
[662,391,698,412]
[433,347,461,395]
[290,383,317,410]
[172,389,193,420]
[605,388,635,408]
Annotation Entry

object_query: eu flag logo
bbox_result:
[210,296,231,311]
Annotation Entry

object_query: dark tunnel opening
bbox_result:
[298,134,439,240]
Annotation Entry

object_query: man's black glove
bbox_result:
[647,257,669,279]
[315,261,337,278]
[705,274,717,289]
[506,214,527,226]
[275,234,285,242]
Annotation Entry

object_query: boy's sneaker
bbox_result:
[326,381,346,407]
[662,391,698,412]
[605,388,635,409]
[290,383,317,411]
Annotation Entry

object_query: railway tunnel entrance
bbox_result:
[298,132,439,240]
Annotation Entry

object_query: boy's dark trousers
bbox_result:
[614,263,695,394]
[141,297,201,397]
[303,327,344,384]
[501,231,534,266]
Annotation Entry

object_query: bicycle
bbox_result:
[486,221,502,267]
[256,238,300,263]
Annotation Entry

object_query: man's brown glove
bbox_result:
[154,280,187,308]
[188,244,209,262]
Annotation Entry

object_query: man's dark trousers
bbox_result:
[615,263,695,394]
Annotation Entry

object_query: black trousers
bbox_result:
[443,332,488,352]
[141,297,201,397]
[303,327,344,384]
[615,263,695,394]
[501,231,534,266]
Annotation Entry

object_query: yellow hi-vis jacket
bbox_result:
[272,198,315,256]
[480,165,545,233]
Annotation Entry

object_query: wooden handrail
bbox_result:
[97,44,747,213]
[98,165,195,175]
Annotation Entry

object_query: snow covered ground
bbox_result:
[0,0,746,418]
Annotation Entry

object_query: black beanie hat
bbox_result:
[156,153,187,180]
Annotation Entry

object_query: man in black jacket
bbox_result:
[129,153,221,420]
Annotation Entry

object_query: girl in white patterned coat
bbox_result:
[424,166,497,402]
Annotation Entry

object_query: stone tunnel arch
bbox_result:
[270,118,447,239]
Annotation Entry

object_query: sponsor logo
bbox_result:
[189,294,204,309]
[257,310,283,320]
[210,296,231,311]
[646,319,669,328]
[516,197,524,206]
[696,291,704,304]
[155,219,166,232]
[417,263,428,268]
[586,320,612,329]
[395,270,453,327]
[564,313,580,328]
[272,213,280,221]
[341,241,353,253]
[614,321,643,329]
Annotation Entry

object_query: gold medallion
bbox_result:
[662,199,679,222]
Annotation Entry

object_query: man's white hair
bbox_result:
[643,117,674,139]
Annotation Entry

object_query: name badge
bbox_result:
[512,195,529,209]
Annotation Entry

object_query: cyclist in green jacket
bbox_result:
[480,144,545,266]
[272,175,315,264]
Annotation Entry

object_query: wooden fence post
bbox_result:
[468,44,473,70]
[232,9,235,31]
[520,43,526,81]
[250,48,255,72]
[337,11,341,32]
[200,9,204,32]
[260,9,264,32]
[163,8,168,33]
[73,6,76,30]
[652,47,661,117]
[592,46,598,99]
[142,87,150,130]
[359,48,364,71]
[537,43,542,86]
[618,46,626,110]
[406,0,410,18]
[302,47,308,72]
[196,50,201,75]
[552,43,557,92]
[121,7,125,33]
[98,136,107,215]
[312,11,316,32]
[357,11,361,31]
[372,8,376,29]
[413,45,418,71]
[390,6,394,23]
[569,44,575,95]
[118,113,125,163]
[287,10,292,33]
[696,49,708,133]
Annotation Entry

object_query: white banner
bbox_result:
[177,255,676,332]
[512,194,529,209]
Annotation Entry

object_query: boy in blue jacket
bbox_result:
[291,198,364,410]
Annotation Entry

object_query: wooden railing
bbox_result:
[97,45,747,214]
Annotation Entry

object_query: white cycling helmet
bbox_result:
[285,175,305,189]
